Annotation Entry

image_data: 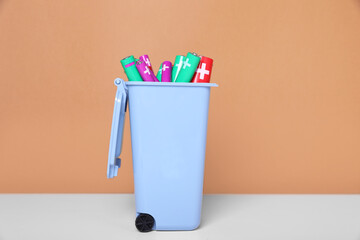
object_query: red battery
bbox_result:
[191,56,213,83]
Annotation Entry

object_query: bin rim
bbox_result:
[125,81,218,87]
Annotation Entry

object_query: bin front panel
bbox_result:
[128,84,211,230]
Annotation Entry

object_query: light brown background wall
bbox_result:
[1,0,359,193]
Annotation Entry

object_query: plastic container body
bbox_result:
[107,79,217,231]
[127,81,216,230]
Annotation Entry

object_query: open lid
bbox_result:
[107,78,128,179]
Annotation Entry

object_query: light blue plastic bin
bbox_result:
[107,78,217,231]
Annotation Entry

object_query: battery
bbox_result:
[191,56,213,83]
[171,55,185,82]
[120,55,143,82]
[161,61,172,82]
[175,52,201,83]
[139,54,153,71]
[156,63,163,82]
[136,61,155,82]
[139,55,158,81]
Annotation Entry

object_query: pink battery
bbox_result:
[139,54,158,82]
[161,61,172,82]
[136,61,155,82]
[139,55,153,71]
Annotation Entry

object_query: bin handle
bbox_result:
[107,78,128,179]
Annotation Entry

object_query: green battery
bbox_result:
[172,55,185,82]
[156,63,162,82]
[120,55,143,82]
[175,52,201,83]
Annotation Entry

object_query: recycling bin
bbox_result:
[107,78,217,231]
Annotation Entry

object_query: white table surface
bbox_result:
[0,194,359,240]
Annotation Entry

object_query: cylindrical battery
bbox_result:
[191,56,213,83]
[171,55,185,82]
[136,61,155,82]
[139,55,159,82]
[161,61,172,82]
[139,54,153,71]
[175,52,201,83]
[156,63,163,82]
[139,54,158,81]
[120,56,143,82]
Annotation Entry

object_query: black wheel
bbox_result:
[135,213,155,232]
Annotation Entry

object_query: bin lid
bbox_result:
[107,78,128,179]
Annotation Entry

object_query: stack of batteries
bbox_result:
[120,52,213,83]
